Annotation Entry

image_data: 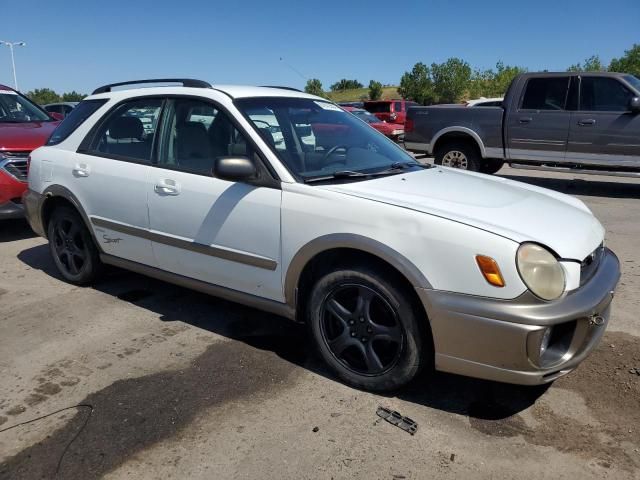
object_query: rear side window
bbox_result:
[580,77,633,112]
[364,102,391,113]
[89,98,163,163]
[47,99,108,145]
[394,101,403,112]
[521,77,570,111]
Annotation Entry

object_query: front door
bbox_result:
[567,75,640,168]
[506,75,572,163]
[147,97,283,301]
[73,97,163,265]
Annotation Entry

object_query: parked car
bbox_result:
[25,78,619,392]
[364,99,420,124]
[464,97,504,107]
[43,102,79,118]
[0,84,61,219]
[342,106,404,141]
[405,72,640,175]
[338,101,364,108]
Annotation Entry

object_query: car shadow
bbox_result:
[18,243,548,421]
[500,174,640,199]
[0,219,37,243]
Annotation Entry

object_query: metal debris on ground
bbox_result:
[376,406,418,435]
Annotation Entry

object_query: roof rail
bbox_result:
[260,85,303,92]
[92,78,212,95]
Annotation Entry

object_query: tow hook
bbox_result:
[589,314,605,326]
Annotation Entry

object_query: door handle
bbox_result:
[578,119,596,126]
[519,117,532,124]
[72,163,90,177]
[154,179,181,196]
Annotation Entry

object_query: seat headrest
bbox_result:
[109,116,144,140]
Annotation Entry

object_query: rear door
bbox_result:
[146,96,283,301]
[567,76,640,167]
[506,76,572,162]
[74,97,163,265]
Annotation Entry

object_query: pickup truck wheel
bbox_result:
[307,267,427,392]
[481,159,505,175]
[435,142,480,172]
[48,206,102,285]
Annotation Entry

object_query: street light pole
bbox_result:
[0,41,26,91]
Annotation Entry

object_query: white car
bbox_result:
[24,79,620,392]
[464,97,504,107]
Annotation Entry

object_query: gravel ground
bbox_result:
[1,164,639,479]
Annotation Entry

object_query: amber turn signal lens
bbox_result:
[475,255,505,287]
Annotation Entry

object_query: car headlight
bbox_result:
[516,243,565,300]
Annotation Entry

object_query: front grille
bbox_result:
[1,158,29,182]
[580,244,604,286]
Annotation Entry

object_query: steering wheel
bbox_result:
[322,144,349,164]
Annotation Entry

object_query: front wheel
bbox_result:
[435,141,481,172]
[307,266,429,392]
[48,206,102,285]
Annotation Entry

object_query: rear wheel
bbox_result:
[307,266,429,392]
[48,206,102,285]
[435,141,481,172]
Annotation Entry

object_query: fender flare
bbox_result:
[431,126,486,158]
[284,233,432,307]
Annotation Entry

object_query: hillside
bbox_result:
[325,86,400,102]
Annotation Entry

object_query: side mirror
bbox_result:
[50,112,64,121]
[214,156,256,181]
[630,97,640,113]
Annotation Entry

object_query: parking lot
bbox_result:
[1,165,639,480]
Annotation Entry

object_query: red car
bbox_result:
[0,84,61,219]
[363,99,419,125]
[342,106,404,141]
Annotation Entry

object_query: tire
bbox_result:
[47,205,102,285]
[435,141,481,172]
[307,266,430,392]
[481,159,505,175]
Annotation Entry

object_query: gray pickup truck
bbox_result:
[404,72,640,176]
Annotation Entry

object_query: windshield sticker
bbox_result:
[314,101,342,112]
[0,90,17,95]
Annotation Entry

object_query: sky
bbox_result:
[0,0,638,94]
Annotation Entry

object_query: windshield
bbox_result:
[350,109,381,123]
[236,97,419,181]
[624,75,640,92]
[0,90,51,123]
[364,102,391,113]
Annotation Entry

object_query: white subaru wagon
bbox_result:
[24,79,620,392]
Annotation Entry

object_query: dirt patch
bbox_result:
[469,331,640,471]
[0,339,301,480]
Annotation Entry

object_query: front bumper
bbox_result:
[0,199,24,219]
[417,247,620,385]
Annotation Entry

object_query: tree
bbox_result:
[26,88,60,105]
[61,91,86,102]
[567,55,605,72]
[368,80,383,100]
[430,58,472,103]
[304,78,324,97]
[469,61,526,98]
[397,62,436,105]
[329,79,363,91]
[609,44,640,76]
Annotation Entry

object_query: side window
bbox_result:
[62,105,74,115]
[90,98,163,163]
[580,77,633,112]
[44,105,59,114]
[521,77,570,111]
[47,99,108,146]
[157,98,253,176]
[394,101,403,112]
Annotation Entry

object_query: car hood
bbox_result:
[317,167,604,260]
[0,121,59,151]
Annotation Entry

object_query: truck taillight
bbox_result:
[405,118,414,133]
